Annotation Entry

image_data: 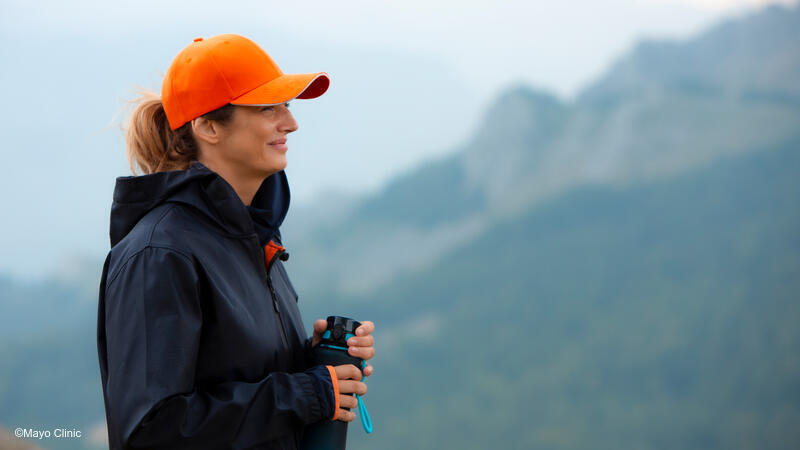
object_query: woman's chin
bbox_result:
[259,156,287,175]
[273,155,288,172]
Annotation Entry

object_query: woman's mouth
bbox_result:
[269,138,288,152]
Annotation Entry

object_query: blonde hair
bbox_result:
[124,88,236,175]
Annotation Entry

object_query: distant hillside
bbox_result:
[5,128,798,450]
[0,270,98,340]
[283,5,800,301]
[0,315,104,450]
[0,427,43,449]
[343,137,800,450]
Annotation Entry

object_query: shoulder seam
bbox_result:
[145,204,180,245]
[106,245,195,289]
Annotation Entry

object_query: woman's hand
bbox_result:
[312,319,375,377]
[332,364,368,422]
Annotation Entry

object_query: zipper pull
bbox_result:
[263,240,288,271]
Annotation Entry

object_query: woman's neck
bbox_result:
[197,159,265,206]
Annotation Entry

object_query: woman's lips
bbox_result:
[269,139,288,152]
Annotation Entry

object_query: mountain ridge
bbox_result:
[283,4,800,300]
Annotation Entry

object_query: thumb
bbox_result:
[311,319,328,347]
[313,319,328,334]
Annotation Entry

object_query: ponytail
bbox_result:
[124,89,236,175]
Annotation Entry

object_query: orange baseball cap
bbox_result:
[161,34,330,130]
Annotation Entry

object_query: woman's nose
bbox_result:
[280,109,299,133]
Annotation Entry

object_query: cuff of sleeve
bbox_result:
[304,365,337,422]
[325,365,340,421]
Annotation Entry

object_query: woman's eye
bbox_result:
[262,103,290,111]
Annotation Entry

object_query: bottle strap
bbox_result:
[319,332,373,433]
[356,360,373,433]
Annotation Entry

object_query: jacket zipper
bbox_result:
[266,250,290,351]
[264,246,301,450]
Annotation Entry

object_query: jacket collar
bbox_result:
[109,161,290,248]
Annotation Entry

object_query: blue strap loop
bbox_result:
[318,344,373,433]
[355,393,372,433]
[356,359,373,433]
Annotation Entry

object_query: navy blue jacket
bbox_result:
[97,161,336,449]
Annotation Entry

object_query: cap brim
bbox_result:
[230,72,330,105]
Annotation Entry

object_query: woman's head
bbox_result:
[191,102,298,181]
[125,34,328,176]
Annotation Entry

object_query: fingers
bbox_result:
[338,379,367,396]
[335,386,366,422]
[333,364,362,381]
[347,331,375,361]
[347,345,375,360]
[339,394,358,409]
[346,335,374,347]
[363,363,373,377]
[355,321,374,336]
[335,408,357,422]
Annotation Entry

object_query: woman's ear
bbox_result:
[192,116,221,145]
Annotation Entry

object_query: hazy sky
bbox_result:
[0,0,795,280]
[3,0,793,99]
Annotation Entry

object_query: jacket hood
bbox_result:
[109,161,290,248]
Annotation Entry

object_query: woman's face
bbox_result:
[212,103,299,179]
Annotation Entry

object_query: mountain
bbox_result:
[5,134,798,450]
[345,138,800,450]
[2,5,800,450]
[580,5,800,104]
[282,5,800,300]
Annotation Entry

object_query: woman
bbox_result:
[96,34,375,450]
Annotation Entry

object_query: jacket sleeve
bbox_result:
[100,246,335,449]
[304,336,316,368]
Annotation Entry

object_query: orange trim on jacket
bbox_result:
[263,240,286,269]
[325,365,340,420]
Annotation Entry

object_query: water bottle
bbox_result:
[300,316,371,450]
